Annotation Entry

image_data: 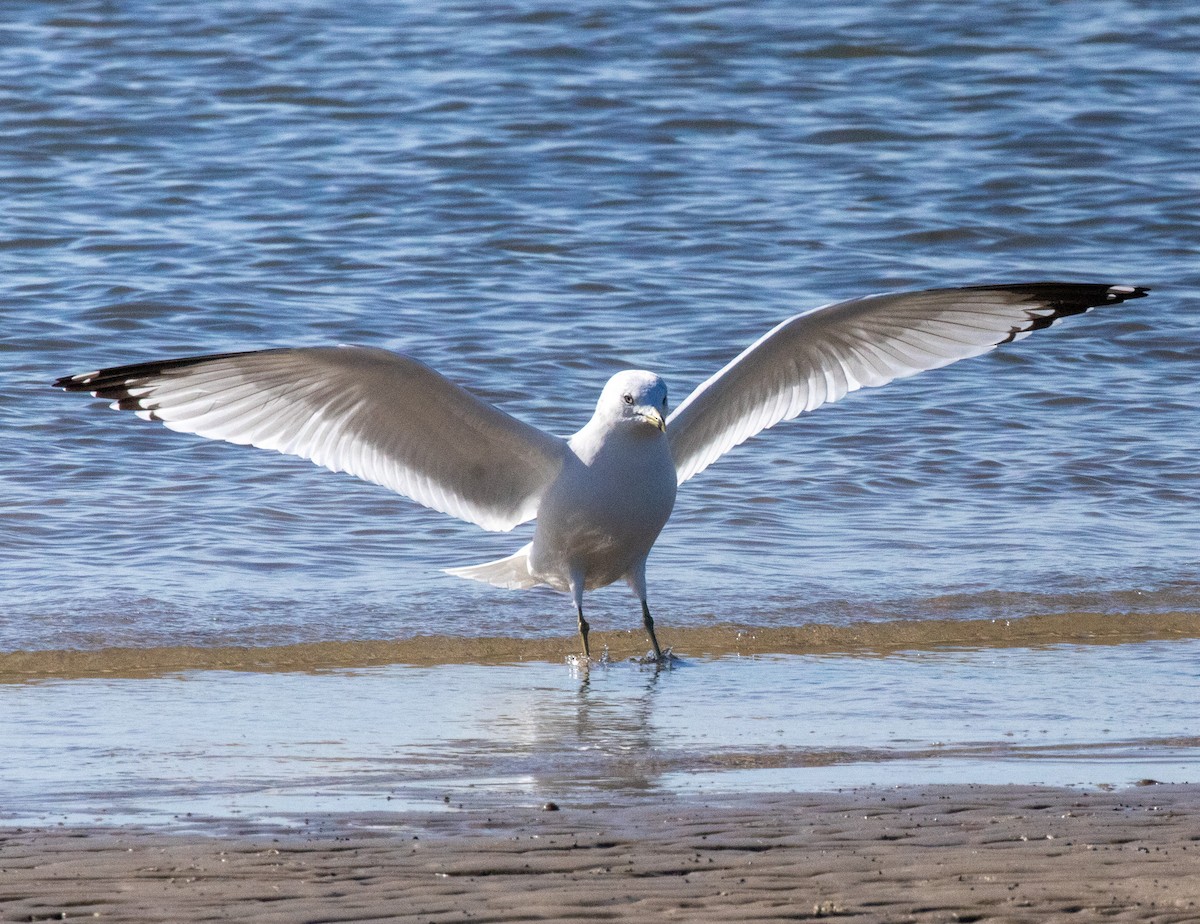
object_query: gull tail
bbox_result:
[444,542,543,590]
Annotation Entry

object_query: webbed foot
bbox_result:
[630,647,678,667]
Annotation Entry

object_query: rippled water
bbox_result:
[3,0,1199,822]
[4,3,1200,649]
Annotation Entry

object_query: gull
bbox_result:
[56,282,1147,661]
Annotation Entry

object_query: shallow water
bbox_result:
[2,0,1199,815]
[2,641,1197,830]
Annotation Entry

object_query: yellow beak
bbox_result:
[640,409,667,432]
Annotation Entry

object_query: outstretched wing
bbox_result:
[667,283,1148,485]
[56,346,568,531]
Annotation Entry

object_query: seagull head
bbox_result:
[597,370,669,433]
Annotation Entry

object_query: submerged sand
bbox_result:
[3,785,1198,922]
[4,610,1199,680]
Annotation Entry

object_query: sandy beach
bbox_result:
[4,784,1198,922]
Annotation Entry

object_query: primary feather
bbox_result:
[667,283,1147,484]
[55,346,567,532]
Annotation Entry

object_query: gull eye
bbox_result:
[623,394,634,405]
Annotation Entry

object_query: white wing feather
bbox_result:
[667,283,1147,485]
[58,346,568,532]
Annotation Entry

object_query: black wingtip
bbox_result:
[987,281,1150,308]
[53,349,281,396]
[1104,284,1150,302]
[1030,281,1149,321]
[971,282,1148,345]
[53,371,98,392]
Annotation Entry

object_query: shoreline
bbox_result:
[4,610,1199,681]
[4,784,1198,922]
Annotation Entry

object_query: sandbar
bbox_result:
[3,784,1198,922]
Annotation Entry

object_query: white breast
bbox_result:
[529,427,677,591]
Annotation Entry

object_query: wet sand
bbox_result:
[4,785,1198,922]
[4,610,1199,680]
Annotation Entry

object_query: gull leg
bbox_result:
[570,572,590,659]
[626,562,664,662]
[577,605,590,659]
[641,599,664,662]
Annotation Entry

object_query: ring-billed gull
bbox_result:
[56,282,1147,661]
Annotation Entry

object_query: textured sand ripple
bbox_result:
[3,785,1199,922]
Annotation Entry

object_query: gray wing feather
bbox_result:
[57,346,567,531]
[667,283,1147,485]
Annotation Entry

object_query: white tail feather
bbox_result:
[444,542,542,590]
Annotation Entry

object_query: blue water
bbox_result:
[4,0,1200,652]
